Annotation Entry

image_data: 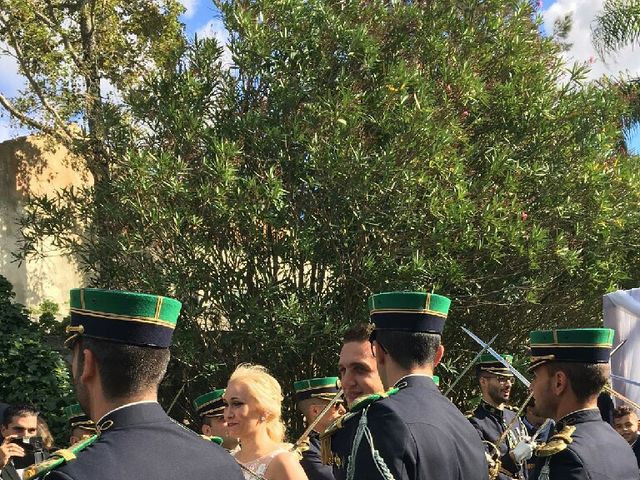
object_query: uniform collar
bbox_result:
[555,407,601,431]
[480,399,506,418]
[96,400,164,433]
[393,374,437,390]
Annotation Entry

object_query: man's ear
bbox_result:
[373,341,387,366]
[80,348,97,384]
[201,423,212,436]
[433,344,445,368]
[552,369,569,396]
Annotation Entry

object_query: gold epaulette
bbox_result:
[292,437,310,461]
[319,412,357,465]
[535,425,575,457]
[23,435,99,480]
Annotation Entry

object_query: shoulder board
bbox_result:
[349,387,400,413]
[320,412,356,440]
[505,405,518,412]
[465,406,479,418]
[292,437,310,460]
[200,435,224,445]
[535,425,576,458]
[25,435,99,480]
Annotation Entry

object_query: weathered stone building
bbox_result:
[0,135,89,310]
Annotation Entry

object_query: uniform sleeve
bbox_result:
[352,403,465,480]
[468,417,491,453]
[547,448,588,480]
[300,448,336,480]
[350,404,412,480]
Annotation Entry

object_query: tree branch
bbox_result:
[3,26,76,142]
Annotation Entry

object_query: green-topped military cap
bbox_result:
[293,377,341,403]
[64,404,95,431]
[475,353,514,377]
[66,288,182,348]
[194,389,225,418]
[529,328,614,371]
[368,291,451,333]
[432,375,440,388]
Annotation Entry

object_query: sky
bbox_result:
[0,0,638,152]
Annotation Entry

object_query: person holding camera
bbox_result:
[0,404,40,480]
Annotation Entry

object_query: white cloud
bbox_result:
[196,19,233,68]
[180,0,199,19]
[543,0,640,80]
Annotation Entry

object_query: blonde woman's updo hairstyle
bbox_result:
[228,363,287,443]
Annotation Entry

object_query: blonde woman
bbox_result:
[224,364,308,480]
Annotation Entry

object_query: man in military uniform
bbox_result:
[65,404,96,446]
[528,328,639,480]
[40,288,244,480]
[294,377,345,480]
[468,354,529,480]
[193,389,238,451]
[326,323,384,480]
[329,291,488,480]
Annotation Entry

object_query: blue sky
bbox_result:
[1,0,639,152]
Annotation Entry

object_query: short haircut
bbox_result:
[2,404,39,427]
[374,330,440,369]
[342,323,374,344]
[614,405,637,419]
[77,337,170,401]
[546,362,609,402]
[296,397,328,414]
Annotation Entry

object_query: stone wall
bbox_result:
[0,135,90,310]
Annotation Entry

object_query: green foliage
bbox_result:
[16,0,640,432]
[0,276,73,442]
[592,0,640,58]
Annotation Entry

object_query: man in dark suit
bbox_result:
[338,291,489,480]
[294,377,345,480]
[38,288,243,480]
[528,328,639,480]
[1,404,40,480]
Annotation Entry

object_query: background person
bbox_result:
[614,405,640,469]
[225,363,308,480]
[194,389,239,451]
[0,404,39,480]
[294,377,344,480]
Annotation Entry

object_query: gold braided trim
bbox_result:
[154,296,164,320]
[535,425,575,457]
[370,308,448,318]
[53,449,76,462]
[70,308,176,329]
[196,398,225,409]
[295,384,338,393]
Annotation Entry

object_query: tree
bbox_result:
[0,276,73,441]
[18,0,640,430]
[592,0,640,58]
[0,0,185,259]
[591,0,640,154]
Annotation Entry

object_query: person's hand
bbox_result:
[511,437,536,463]
[0,436,25,468]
